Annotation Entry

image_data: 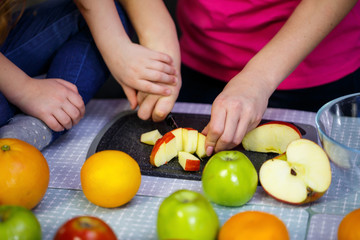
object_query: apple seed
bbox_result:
[290,169,297,176]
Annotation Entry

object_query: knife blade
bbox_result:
[166,113,179,129]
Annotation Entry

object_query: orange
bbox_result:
[81,150,141,208]
[0,138,50,209]
[338,208,360,240]
[218,211,290,240]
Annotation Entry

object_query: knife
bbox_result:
[166,113,179,129]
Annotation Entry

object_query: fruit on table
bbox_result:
[202,151,258,207]
[242,121,301,154]
[170,128,183,152]
[0,138,50,209]
[157,189,219,240]
[218,211,289,240]
[259,139,331,205]
[81,150,141,208]
[146,127,207,169]
[54,216,117,240]
[195,132,207,159]
[178,151,200,171]
[150,131,177,167]
[0,205,42,240]
[140,129,162,145]
[338,208,360,240]
[182,127,198,153]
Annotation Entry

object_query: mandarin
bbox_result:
[338,208,360,240]
[218,211,290,240]
[0,138,50,209]
[81,150,141,208]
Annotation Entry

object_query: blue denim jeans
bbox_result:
[0,0,130,137]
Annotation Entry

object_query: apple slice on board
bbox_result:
[242,121,301,154]
[178,151,201,171]
[150,132,177,167]
[259,139,331,205]
[196,132,207,159]
[170,128,183,152]
[182,128,198,154]
[140,129,162,145]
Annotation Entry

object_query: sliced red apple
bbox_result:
[140,129,162,145]
[182,128,198,154]
[170,128,183,152]
[178,151,201,171]
[259,139,332,205]
[242,121,301,154]
[196,132,207,159]
[150,132,177,167]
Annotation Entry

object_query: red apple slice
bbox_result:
[150,132,177,167]
[259,139,332,205]
[178,151,200,171]
[182,128,198,154]
[242,121,301,154]
[196,132,207,159]
[170,128,183,152]
[140,129,162,145]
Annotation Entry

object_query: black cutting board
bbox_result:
[87,111,318,181]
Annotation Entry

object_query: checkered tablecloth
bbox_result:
[35,99,360,240]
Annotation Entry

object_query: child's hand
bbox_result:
[11,77,85,132]
[136,74,181,122]
[106,42,178,109]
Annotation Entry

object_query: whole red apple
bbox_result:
[54,216,117,240]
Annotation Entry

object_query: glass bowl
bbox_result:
[316,93,360,189]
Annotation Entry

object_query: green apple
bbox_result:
[202,151,258,207]
[0,205,41,240]
[157,189,219,240]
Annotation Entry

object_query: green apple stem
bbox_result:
[1,144,10,152]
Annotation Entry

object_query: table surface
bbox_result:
[33,99,360,240]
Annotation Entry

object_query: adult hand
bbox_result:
[202,74,272,156]
[12,77,85,132]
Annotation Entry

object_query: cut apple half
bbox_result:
[259,139,332,205]
[140,129,162,145]
[182,128,198,154]
[178,151,200,171]
[242,121,301,154]
[150,132,177,167]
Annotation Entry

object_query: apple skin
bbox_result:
[150,132,176,167]
[0,205,42,240]
[157,189,219,240]
[54,216,117,240]
[178,151,200,171]
[202,151,258,207]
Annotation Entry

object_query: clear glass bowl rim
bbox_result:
[315,92,360,154]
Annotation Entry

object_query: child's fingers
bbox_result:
[142,69,177,85]
[147,60,177,76]
[151,52,174,65]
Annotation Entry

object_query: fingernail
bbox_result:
[206,146,213,156]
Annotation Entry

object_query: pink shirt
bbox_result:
[177,0,360,90]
